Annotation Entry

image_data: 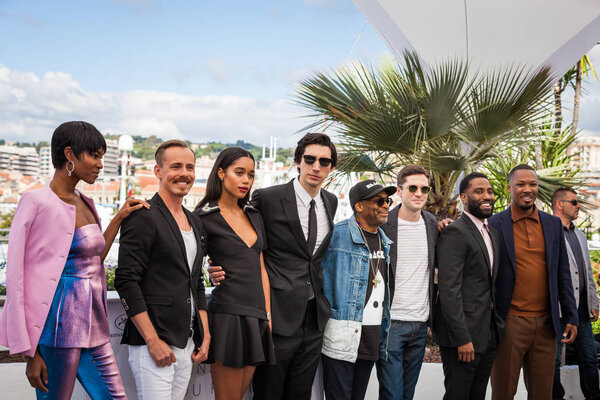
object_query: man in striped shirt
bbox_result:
[377,165,440,400]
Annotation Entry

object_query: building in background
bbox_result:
[0,146,39,177]
[103,138,119,178]
[570,136,600,182]
[39,146,53,178]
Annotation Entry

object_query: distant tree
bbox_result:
[0,209,15,230]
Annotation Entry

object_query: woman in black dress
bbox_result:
[194,147,274,400]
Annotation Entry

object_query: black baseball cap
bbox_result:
[349,180,396,210]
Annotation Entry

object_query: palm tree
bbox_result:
[296,52,563,219]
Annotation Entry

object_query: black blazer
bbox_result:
[434,214,504,352]
[382,205,439,326]
[115,193,208,349]
[252,179,337,336]
[489,207,578,337]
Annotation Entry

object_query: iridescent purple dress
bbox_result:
[37,224,126,400]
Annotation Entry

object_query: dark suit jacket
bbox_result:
[488,207,578,337]
[252,179,337,336]
[382,205,438,325]
[434,214,504,352]
[115,193,208,348]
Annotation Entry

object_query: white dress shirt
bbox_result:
[293,178,330,254]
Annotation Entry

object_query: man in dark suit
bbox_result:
[377,165,439,400]
[210,133,338,400]
[488,164,578,400]
[435,172,504,400]
[115,140,210,400]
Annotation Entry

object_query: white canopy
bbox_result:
[353,0,600,77]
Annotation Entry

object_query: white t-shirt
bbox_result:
[390,216,429,322]
[181,228,197,330]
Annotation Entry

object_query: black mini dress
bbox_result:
[194,201,275,368]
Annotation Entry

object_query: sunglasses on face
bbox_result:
[366,197,394,207]
[402,185,431,195]
[302,155,333,167]
[560,199,579,206]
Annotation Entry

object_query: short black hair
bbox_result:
[459,172,489,194]
[508,164,536,181]
[551,187,577,209]
[293,133,337,168]
[51,121,106,168]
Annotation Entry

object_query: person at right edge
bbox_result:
[489,164,578,400]
[550,187,600,400]
[434,172,504,400]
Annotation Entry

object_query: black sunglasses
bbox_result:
[402,185,431,195]
[303,155,333,167]
[560,199,579,206]
[366,197,394,207]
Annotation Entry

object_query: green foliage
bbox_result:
[0,210,15,230]
[296,51,561,219]
[105,264,117,291]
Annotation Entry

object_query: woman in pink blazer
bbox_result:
[0,121,148,400]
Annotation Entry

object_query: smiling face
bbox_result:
[218,156,255,200]
[508,169,538,210]
[398,174,429,213]
[69,147,104,184]
[295,144,334,192]
[462,177,494,219]
[355,192,390,230]
[155,146,196,199]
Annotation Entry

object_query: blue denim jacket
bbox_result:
[321,217,392,362]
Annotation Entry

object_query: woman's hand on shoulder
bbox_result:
[25,350,48,392]
[115,198,150,222]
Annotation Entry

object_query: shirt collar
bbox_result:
[463,210,488,231]
[510,204,540,223]
[563,222,576,232]
[293,178,320,207]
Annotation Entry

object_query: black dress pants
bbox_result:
[253,299,322,400]
[321,354,374,400]
[440,337,498,400]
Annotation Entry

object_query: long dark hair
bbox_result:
[196,147,255,210]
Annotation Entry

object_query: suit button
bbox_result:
[187,298,191,303]
[306,280,311,285]
[355,329,359,333]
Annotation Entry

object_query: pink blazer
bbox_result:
[0,184,102,357]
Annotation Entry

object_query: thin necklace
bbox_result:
[356,219,382,289]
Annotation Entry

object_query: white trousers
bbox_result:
[128,337,195,400]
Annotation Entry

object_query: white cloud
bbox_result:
[0,63,308,147]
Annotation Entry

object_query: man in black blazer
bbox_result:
[435,172,504,400]
[115,140,210,399]
[210,133,338,399]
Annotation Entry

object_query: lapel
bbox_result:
[462,214,492,275]
[314,190,335,256]
[539,211,554,273]
[499,208,517,273]
[460,213,493,278]
[490,227,501,285]
[423,211,437,273]
[281,180,311,257]
[153,193,190,273]
[185,208,205,276]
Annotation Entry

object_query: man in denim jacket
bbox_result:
[321,180,396,400]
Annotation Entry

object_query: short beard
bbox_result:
[467,197,493,219]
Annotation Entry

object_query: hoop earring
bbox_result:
[66,161,75,177]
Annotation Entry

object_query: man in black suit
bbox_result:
[210,133,338,399]
[435,172,504,400]
[115,140,210,400]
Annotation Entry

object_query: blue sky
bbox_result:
[0,0,599,147]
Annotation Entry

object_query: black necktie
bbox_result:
[307,199,317,254]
